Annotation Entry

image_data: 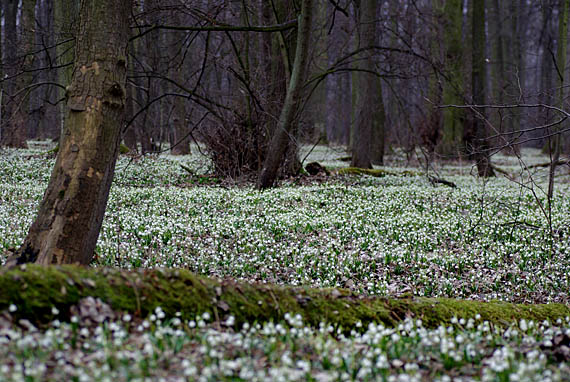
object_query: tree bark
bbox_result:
[257,0,313,189]
[169,7,191,156]
[6,0,130,266]
[0,1,3,142]
[54,0,79,140]
[20,0,37,141]
[437,0,465,157]
[548,0,569,200]
[470,0,495,177]
[1,0,28,148]
[351,0,384,168]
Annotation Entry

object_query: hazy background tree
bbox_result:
[1,0,568,180]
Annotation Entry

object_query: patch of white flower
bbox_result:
[1,147,569,305]
[0,314,569,381]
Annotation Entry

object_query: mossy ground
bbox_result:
[2,265,568,330]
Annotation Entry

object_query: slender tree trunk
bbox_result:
[20,0,37,141]
[7,0,130,266]
[1,0,28,148]
[489,0,505,149]
[351,0,384,168]
[438,0,465,157]
[54,0,79,141]
[507,0,524,154]
[548,0,569,200]
[169,7,191,156]
[470,0,495,177]
[539,2,555,147]
[0,1,3,143]
[34,0,59,140]
[257,0,313,189]
[325,0,339,144]
[123,43,138,152]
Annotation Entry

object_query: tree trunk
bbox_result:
[20,0,37,141]
[0,1,3,142]
[539,2,555,147]
[257,0,313,190]
[548,0,569,200]
[169,8,191,156]
[437,0,465,157]
[1,0,28,148]
[6,0,130,267]
[470,0,495,177]
[351,0,384,168]
[507,0,525,154]
[489,0,505,148]
[54,0,79,141]
[34,0,60,140]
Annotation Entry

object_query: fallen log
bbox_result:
[1,265,569,330]
[525,159,570,170]
[336,167,420,177]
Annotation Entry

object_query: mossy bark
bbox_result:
[1,265,569,330]
[6,0,130,266]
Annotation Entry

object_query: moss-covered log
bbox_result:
[1,265,569,330]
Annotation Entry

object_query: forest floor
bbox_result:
[0,143,569,381]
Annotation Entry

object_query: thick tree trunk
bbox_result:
[6,0,130,266]
[257,0,313,190]
[471,0,495,177]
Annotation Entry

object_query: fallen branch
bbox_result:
[336,167,420,177]
[491,165,513,179]
[525,159,570,170]
[1,265,569,330]
[428,175,457,188]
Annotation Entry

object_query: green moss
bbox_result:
[337,167,420,177]
[119,144,131,154]
[44,145,59,156]
[1,265,568,330]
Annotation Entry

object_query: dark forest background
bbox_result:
[1,0,569,177]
